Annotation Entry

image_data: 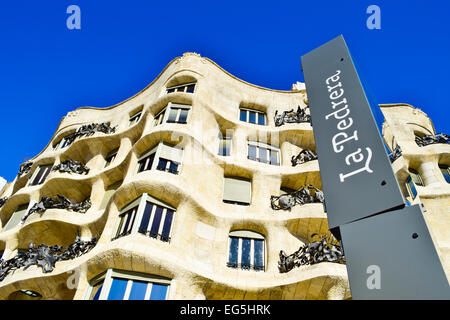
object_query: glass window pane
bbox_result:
[137,158,146,173]
[409,170,423,186]
[176,86,184,92]
[178,109,189,123]
[407,177,418,199]
[248,111,256,124]
[122,211,132,235]
[161,209,174,241]
[157,158,168,171]
[149,283,168,300]
[90,283,103,300]
[139,203,153,234]
[440,167,450,183]
[228,237,239,266]
[168,161,179,174]
[186,84,195,93]
[254,239,264,269]
[240,110,247,122]
[167,88,175,94]
[248,145,257,160]
[107,278,128,300]
[145,153,155,171]
[31,167,45,185]
[219,139,231,156]
[258,113,265,125]
[259,147,268,163]
[167,108,178,123]
[150,206,163,237]
[128,280,148,300]
[159,111,165,124]
[241,238,251,268]
[270,150,279,165]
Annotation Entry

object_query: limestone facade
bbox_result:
[0,53,446,300]
[380,103,450,276]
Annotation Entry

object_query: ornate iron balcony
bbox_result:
[52,159,90,175]
[64,122,116,145]
[0,235,97,280]
[22,195,91,223]
[291,149,317,166]
[278,233,345,273]
[270,184,324,211]
[415,133,449,147]
[274,105,311,127]
[17,161,33,177]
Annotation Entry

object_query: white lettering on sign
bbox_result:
[324,70,374,182]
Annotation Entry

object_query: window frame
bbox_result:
[247,141,280,166]
[112,193,176,243]
[136,142,183,175]
[222,176,252,206]
[408,168,424,186]
[218,135,232,157]
[239,108,267,126]
[2,203,29,232]
[128,111,142,127]
[28,164,53,186]
[439,164,450,183]
[152,102,191,127]
[165,82,196,94]
[53,134,73,151]
[227,230,266,272]
[104,148,119,168]
[405,174,421,201]
[85,269,171,300]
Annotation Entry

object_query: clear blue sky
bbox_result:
[0,1,448,182]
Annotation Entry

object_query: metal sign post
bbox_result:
[301,35,450,299]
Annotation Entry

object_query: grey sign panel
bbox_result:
[301,35,405,230]
[341,205,450,299]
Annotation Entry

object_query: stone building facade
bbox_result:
[0,53,447,300]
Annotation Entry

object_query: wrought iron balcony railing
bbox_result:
[278,233,345,273]
[0,235,97,281]
[274,105,311,127]
[415,133,449,147]
[270,184,324,211]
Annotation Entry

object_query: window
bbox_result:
[439,165,450,183]
[137,143,183,175]
[129,111,142,126]
[239,108,266,125]
[29,164,52,186]
[218,136,232,156]
[153,103,191,127]
[2,204,29,232]
[405,168,423,200]
[227,230,265,271]
[156,158,179,175]
[409,168,424,186]
[247,141,280,166]
[166,82,196,94]
[112,193,176,243]
[86,269,170,300]
[223,177,252,206]
[53,135,72,150]
[104,149,118,168]
[8,290,42,300]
